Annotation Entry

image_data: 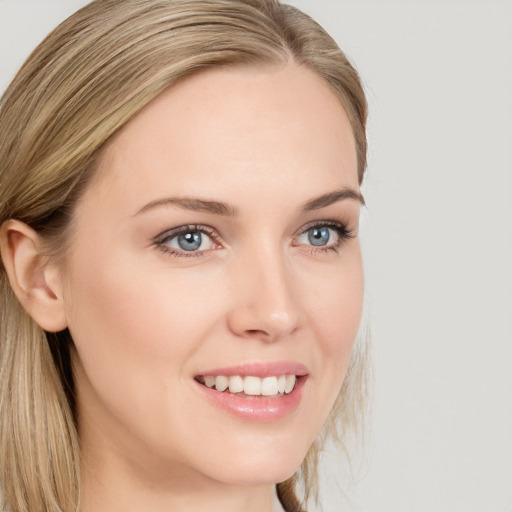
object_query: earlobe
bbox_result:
[0,220,68,332]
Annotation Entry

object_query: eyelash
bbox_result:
[153,221,354,259]
[154,224,217,259]
[294,220,354,255]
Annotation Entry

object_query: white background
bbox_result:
[1,1,511,511]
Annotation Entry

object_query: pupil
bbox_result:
[308,227,329,246]
[178,232,201,251]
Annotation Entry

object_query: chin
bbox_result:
[199,435,310,486]
[213,463,300,487]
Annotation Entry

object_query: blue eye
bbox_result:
[177,232,202,251]
[307,226,331,246]
[296,222,352,251]
[158,227,215,254]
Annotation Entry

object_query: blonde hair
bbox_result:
[0,1,369,510]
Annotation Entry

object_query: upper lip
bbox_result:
[196,361,309,378]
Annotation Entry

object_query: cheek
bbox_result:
[300,250,364,411]
[66,249,217,352]
[63,252,233,471]
[305,252,364,355]
[63,252,221,417]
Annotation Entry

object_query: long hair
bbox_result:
[0,1,368,510]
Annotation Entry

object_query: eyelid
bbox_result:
[153,224,222,258]
[295,219,354,238]
[154,224,218,244]
[292,219,355,254]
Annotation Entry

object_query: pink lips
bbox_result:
[193,361,309,421]
[198,361,309,378]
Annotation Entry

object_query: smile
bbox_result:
[193,363,309,421]
[195,374,298,397]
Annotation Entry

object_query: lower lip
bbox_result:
[194,377,307,421]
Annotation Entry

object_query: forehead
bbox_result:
[85,63,358,213]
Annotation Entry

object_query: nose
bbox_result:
[226,247,300,343]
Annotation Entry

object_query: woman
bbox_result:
[0,1,369,511]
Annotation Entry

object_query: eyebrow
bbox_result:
[301,188,365,211]
[135,197,238,217]
[134,187,364,217]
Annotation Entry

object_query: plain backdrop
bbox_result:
[1,1,511,511]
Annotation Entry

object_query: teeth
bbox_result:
[284,375,296,394]
[244,376,261,395]
[228,375,244,393]
[277,375,286,394]
[215,375,229,392]
[202,374,298,396]
[261,376,278,396]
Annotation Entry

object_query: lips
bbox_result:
[193,362,309,421]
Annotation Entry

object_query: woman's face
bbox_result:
[62,64,364,488]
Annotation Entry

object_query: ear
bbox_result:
[0,220,68,332]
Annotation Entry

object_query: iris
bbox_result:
[178,232,202,251]
[308,227,330,246]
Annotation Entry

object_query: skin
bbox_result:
[2,63,364,512]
